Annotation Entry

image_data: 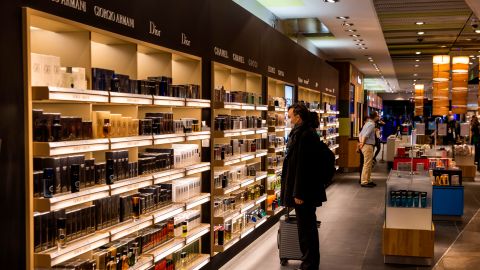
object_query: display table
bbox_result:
[432,168,464,219]
[383,171,434,266]
[454,145,476,180]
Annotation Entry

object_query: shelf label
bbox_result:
[51,0,87,12]
[181,33,191,47]
[93,5,135,29]
[268,66,276,74]
[214,47,229,59]
[149,21,161,37]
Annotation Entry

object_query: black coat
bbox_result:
[281,125,328,207]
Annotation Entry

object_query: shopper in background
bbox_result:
[470,116,480,168]
[358,111,379,187]
[281,103,329,270]
[372,118,385,167]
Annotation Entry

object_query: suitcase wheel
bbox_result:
[280,259,288,266]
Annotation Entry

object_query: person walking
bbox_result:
[358,111,379,187]
[470,116,480,169]
[281,103,330,270]
[372,118,385,167]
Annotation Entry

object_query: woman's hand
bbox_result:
[294,198,304,205]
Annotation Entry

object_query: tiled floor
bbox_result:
[220,160,480,270]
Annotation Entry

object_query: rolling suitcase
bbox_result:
[277,208,320,266]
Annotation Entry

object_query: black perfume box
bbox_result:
[42,157,62,195]
[68,155,86,189]
[85,158,95,187]
[92,67,114,91]
[94,162,106,185]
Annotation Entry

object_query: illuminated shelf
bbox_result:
[34,185,110,212]
[153,204,186,224]
[32,86,109,103]
[240,224,255,239]
[255,194,267,204]
[255,105,268,111]
[326,134,339,140]
[181,254,210,270]
[110,175,153,196]
[213,235,240,252]
[129,256,154,270]
[212,129,253,138]
[268,126,285,133]
[239,176,256,188]
[185,131,211,141]
[255,171,268,182]
[255,127,268,134]
[33,139,109,156]
[267,206,284,216]
[108,215,154,241]
[213,211,244,224]
[153,133,186,145]
[212,101,243,110]
[241,104,256,110]
[255,150,268,158]
[183,193,211,210]
[34,232,110,268]
[153,95,185,106]
[183,224,210,244]
[255,217,268,228]
[240,201,256,213]
[212,155,243,167]
[267,166,283,174]
[268,106,287,112]
[185,98,211,108]
[110,92,152,105]
[329,144,340,151]
[110,135,153,150]
[153,168,186,184]
[268,146,286,153]
[214,184,241,196]
[240,153,256,162]
[148,238,185,263]
[185,162,211,175]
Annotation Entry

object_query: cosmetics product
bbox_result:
[82,121,93,139]
[57,217,66,249]
[421,192,427,208]
[103,119,111,138]
[106,159,115,185]
[182,221,188,237]
[70,164,81,193]
[218,227,225,245]
[42,168,54,198]
[413,192,420,207]
[132,197,140,219]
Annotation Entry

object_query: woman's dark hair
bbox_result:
[288,103,319,128]
[369,111,379,120]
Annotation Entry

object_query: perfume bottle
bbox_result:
[106,159,115,185]
[70,164,80,193]
[122,250,129,270]
[56,217,66,249]
[116,254,122,270]
[182,221,188,237]
[51,118,62,142]
[128,247,135,266]
[103,119,111,138]
[42,168,54,198]
[132,197,140,219]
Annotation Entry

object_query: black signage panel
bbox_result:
[295,45,317,90]
[209,0,265,74]
[261,26,297,85]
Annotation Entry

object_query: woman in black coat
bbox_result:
[281,104,327,270]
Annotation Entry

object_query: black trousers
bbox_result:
[295,204,319,270]
[373,141,381,161]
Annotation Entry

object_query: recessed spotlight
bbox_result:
[361,47,368,50]
[414,64,420,67]
[336,16,350,20]
[413,74,418,76]
[475,29,480,34]
[470,55,475,58]
[356,43,366,46]
[415,59,420,62]
[466,38,472,41]
[416,51,421,55]
[415,21,425,25]
[350,34,360,37]
[353,39,363,42]
[369,59,374,62]
[345,29,357,32]
[324,0,339,2]
[470,62,474,65]
[440,45,447,48]
[414,79,417,82]
[417,31,425,35]
[342,22,354,27]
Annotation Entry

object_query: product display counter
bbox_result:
[383,170,434,266]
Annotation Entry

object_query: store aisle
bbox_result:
[220,161,480,270]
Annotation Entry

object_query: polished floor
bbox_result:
[220,159,480,270]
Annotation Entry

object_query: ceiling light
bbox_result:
[417,31,425,35]
[350,34,360,37]
[470,62,473,65]
[466,38,472,41]
[414,64,420,67]
[369,59,374,62]
[415,59,420,62]
[367,56,373,59]
[360,47,368,50]
[353,39,363,42]
[414,79,417,82]
[440,45,447,48]
[475,29,480,34]
[356,43,366,46]
[336,16,350,20]
[416,51,421,55]
[470,55,475,58]
[413,74,418,76]
[415,21,425,25]
[324,0,339,2]
[345,29,357,32]
[342,22,354,27]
